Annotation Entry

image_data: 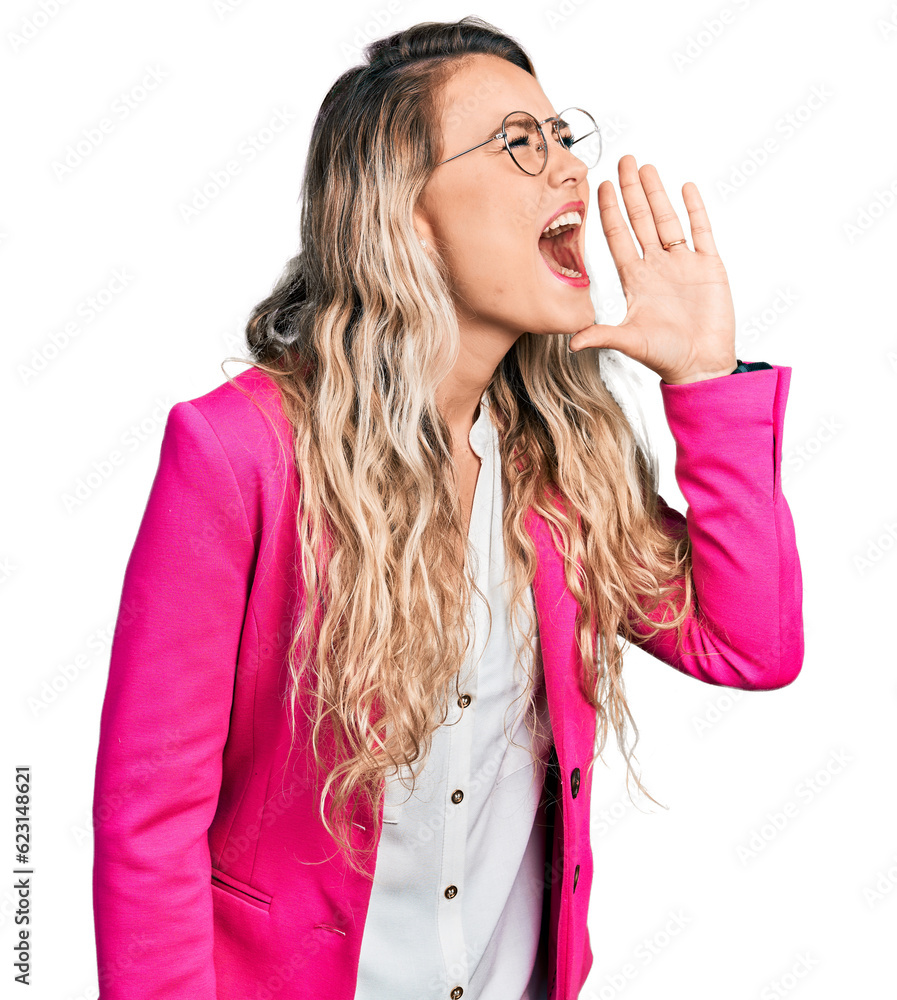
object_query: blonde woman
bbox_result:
[91,16,803,1000]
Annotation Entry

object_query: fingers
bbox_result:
[681,181,718,255]
[598,155,719,273]
[617,155,667,254]
[638,162,689,252]
[596,178,640,272]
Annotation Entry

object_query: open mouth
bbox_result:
[538,214,587,280]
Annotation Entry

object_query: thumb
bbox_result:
[568,322,637,355]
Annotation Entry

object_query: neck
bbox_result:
[435,316,518,445]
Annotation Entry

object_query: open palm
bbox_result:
[569,155,737,385]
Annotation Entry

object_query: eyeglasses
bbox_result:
[435,107,602,176]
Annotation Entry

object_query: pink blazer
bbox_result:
[91,364,802,1000]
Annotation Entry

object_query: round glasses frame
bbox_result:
[434,106,602,175]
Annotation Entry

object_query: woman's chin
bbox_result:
[536,269,595,329]
[556,300,598,338]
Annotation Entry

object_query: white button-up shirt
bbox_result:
[355,395,554,1000]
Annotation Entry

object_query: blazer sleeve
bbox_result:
[627,365,803,690]
[91,400,257,999]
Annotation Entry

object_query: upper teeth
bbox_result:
[541,211,582,237]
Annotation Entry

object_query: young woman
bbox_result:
[91,16,803,1000]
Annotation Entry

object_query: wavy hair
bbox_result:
[227,15,694,877]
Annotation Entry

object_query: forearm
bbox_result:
[630,365,803,689]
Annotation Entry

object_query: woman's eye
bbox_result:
[554,130,574,149]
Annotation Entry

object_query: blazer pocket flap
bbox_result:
[211,866,273,910]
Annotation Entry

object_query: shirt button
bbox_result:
[444,885,458,899]
[573,864,580,892]
[451,789,464,804]
[450,988,464,999]
[571,767,581,798]
[457,693,471,708]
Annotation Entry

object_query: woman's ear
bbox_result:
[413,204,435,250]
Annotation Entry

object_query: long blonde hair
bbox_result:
[228,16,693,877]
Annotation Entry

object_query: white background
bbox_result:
[3,1,896,998]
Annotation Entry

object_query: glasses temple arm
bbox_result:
[435,134,505,167]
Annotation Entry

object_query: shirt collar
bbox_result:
[468,393,494,460]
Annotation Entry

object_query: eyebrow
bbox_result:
[483,111,562,140]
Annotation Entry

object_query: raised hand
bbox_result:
[569,154,737,385]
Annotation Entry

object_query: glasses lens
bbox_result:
[503,112,547,175]
[553,108,602,169]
